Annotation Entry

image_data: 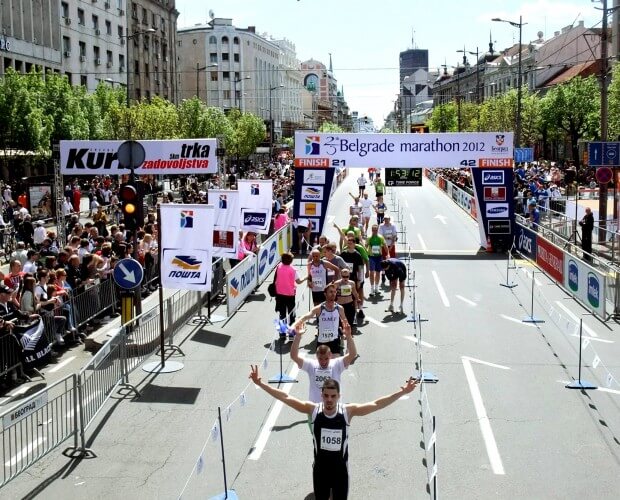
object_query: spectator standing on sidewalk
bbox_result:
[579,207,594,262]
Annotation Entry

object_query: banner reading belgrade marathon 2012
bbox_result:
[160,204,214,291]
[294,132,513,168]
[60,139,218,175]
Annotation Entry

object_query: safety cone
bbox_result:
[486,236,493,253]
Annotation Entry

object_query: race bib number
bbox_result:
[346,263,354,272]
[357,269,364,282]
[371,245,380,255]
[318,327,337,343]
[313,277,325,289]
[340,284,352,296]
[314,367,332,388]
[320,428,343,452]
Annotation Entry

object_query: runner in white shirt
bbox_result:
[359,193,374,235]
[378,215,398,284]
[357,173,367,196]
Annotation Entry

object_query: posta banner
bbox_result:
[294,132,513,168]
[210,189,240,259]
[238,180,273,234]
[160,204,214,291]
[60,139,218,175]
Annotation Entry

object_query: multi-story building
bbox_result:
[0,0,62,77]
[300,58,338,127]
[177,17,305,142]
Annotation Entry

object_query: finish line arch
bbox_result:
[293,131,515,250]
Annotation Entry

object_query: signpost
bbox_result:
[113,258,144,290]
[596,166,613,185]
[514,148,534,163]
[588,141,620,166]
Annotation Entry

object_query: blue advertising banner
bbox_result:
[515,224,537,260]
[293,167,336,246]
[471,168,515,248]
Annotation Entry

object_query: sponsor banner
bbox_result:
[487,219,511,234]
[479,158,513,168]
[303,170,327,184]
[294,132,513,168]
[226,252,257,316]
[307,217,321,234]
[60,139,218,175]
[29,185,53,219]
[238,180,273,234]
[210,189,240,258]
[300,201,322,217]
[486,203,510,218]
[449,182,473,214]
[564,257,606,317]
[160,204,214,291]
[301,185,324,201]
[536,238,564,283]
[484,186,507,202]
[277,224,291,256]
[257,226,287,284]
[481,170,505,185]
[516,225,537,260]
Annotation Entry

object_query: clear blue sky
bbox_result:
[176,0,602,127]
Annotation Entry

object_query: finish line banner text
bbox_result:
[294,132,514,169]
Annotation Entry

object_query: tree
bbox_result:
[427,102,457,132]
[227,110,266,158]
[319,121,344,133]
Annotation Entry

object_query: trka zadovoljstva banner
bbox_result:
[238,180,273,235]
[60,139,218,175]
[293,166,336,239]
[160,204,214,291]
[209,189,240,259]
[294,132,513,168]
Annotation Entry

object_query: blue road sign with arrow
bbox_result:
[588,141,620,167]
[113,258,144,290]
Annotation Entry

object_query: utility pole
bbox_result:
[599,0,610,242]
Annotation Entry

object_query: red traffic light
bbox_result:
[119,184,138,202]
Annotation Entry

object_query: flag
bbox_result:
[20,318,52,369]
[210,189,240,258]
[238,180,273,234]
[160,204,214,291]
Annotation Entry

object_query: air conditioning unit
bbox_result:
[95,58,101,65]
[64,17,71,25]
[107,61,113,68]
[95,29,101,36]
[120,38,125,46]
[64,50,71,57]
[80,55,86,62]
[119,9,125,16]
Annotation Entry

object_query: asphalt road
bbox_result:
[1,172,620,499]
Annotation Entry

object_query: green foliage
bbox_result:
[228,113,267,158]
[319,121,344,132]
[428,102,457,132]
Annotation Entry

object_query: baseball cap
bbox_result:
[0,284,13,294]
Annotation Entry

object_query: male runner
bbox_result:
[307,249,341,306]
[380,257,407,313]
[378,215,398,284]
[366,225,388,295]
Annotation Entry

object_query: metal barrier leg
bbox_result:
[62,374,96,459]
[117,329,141,398]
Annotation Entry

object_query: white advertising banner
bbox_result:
[60,139,218,175]
[226,254,257,316]
[210,189,240,259]
[238,180,273,234]
[160,204,214,291]
[257,226,287,285]
[563,256,606,318]
[294,132,514,168]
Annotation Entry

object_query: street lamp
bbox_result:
[457,46,481,130]
[234,75,250,110]
[492,16,526,147]
[196,62,218,101]
[124,28,156,107]
[269,84,284,159]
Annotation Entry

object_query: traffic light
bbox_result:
[119,183,141,231]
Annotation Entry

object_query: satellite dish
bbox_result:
[208,9,215,19]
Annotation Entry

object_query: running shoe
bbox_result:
[386,304,394,313]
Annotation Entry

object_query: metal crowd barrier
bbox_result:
[0,335,24,380]
[70,279,118,328]
[0,374,78,487]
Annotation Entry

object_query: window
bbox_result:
[105,20,112,35]
[209,35,216,44]
[144,63,149,79]
[142,7,147,25]
[62,36,70,53]
[143,35,149,51]
[79,41,86,57]
[80,75,88,87]
[209,53,217,63]
[92,15,99,31]
[233,53,239,62]
[210,71,218,82]
[93,46,100,61]
[77,8,85,25]
[233,37,239,45]
[223,71,230,81]
[118,25,124,39]
[152,12,157,27]
[223,90,231,99]
[61,1,69,18]
[134,60,140,74]
[131,2,138,19]
[234,72,239,80]
[119,54,125,71]
[107,50,113,65]
[222,36,228,44]
[65,72,72,84]
[222,53,229,61]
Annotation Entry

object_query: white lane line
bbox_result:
[248,363,301,461]
[554,301,598,338]
[404,199,409,208]
[403,335,437,348]
[327,215,335,224]
[570,334,613,344]
[410,214,416,225]
[48,356,77,373]
[5,437,46,467]
[557,381,620,395]
[431,271,450,307]
[500,314,538,327]
[461,356,508,475]
[456,295,477,307]
[522,269,542,286]
[417,234,427,251]
[366,316,388,328]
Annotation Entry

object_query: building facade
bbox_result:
[300,58,339,127]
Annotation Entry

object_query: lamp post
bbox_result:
[493,16,526,147]
[196,62,217,101]
[124,28,156,108]
[234,75,250,110]
[269,84,284,159]
[457,46,481,130]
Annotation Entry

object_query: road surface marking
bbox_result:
[554,301,598,337]
[248,363,301,461]
[462,356,509,475]
[417,234,427,251]
[326,215,335,224]
[456,295,477,306]
[431,271,450,307]
[410,214,416,225]
[403,335,437,348]
[522,269,542,286]
[366,316,388,328]
[5,437,45,467]
[570,334,613,344]
[48,356,77,373]
[500,314,538,327]
[557,381,620,395]
[404,199,409,208]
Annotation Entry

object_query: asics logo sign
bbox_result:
[482,171,504,184]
